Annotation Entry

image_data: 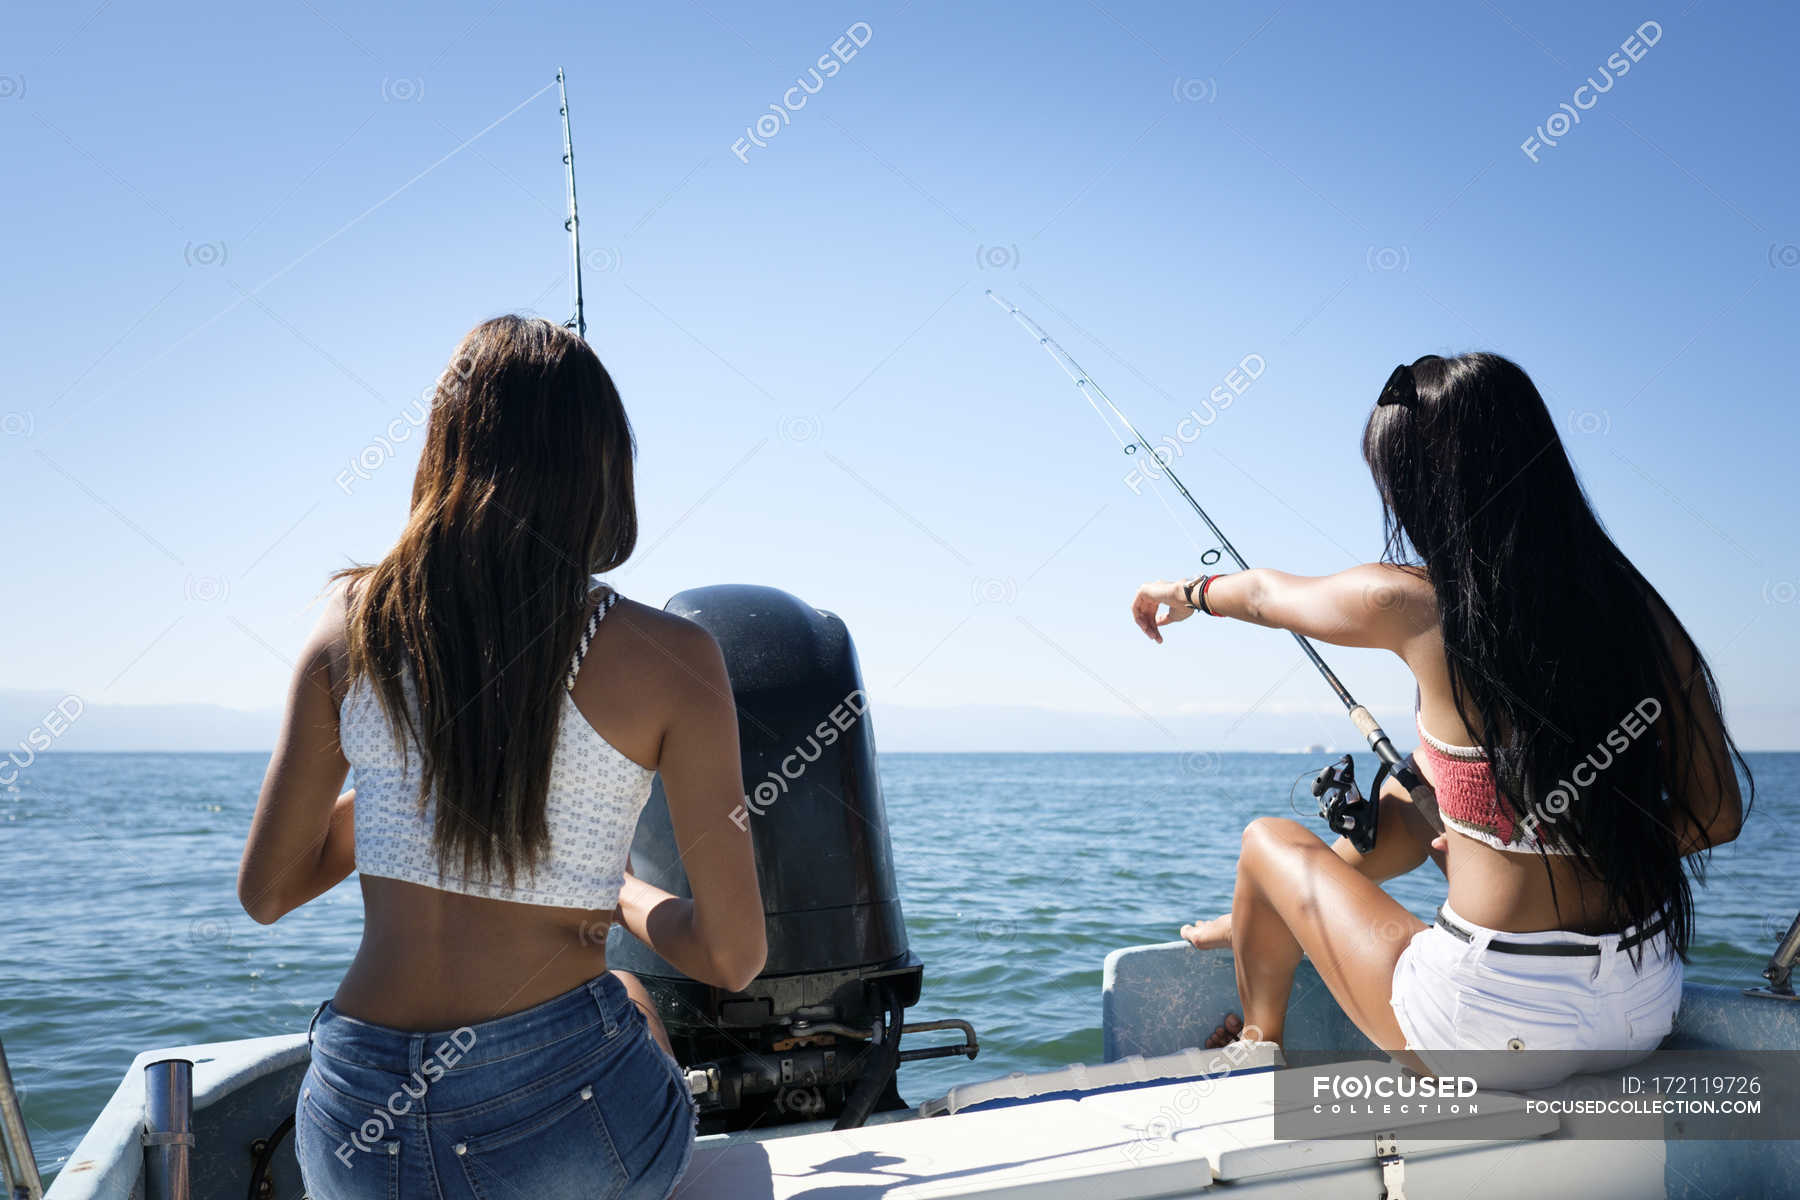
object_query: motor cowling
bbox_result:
[608,585,970,1131]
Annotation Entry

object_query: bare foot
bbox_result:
[1179,913,1233,950]
[1204,1012,1244,1049]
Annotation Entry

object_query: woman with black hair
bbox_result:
[1132,353,1749,1084]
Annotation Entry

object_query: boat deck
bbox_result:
[39,943,1800,1199]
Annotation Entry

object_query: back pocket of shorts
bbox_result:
[296,1088,401,1200]
[455,1084,627,1200]
[1451,987,1583,1052]
[1624,960,1682,1048]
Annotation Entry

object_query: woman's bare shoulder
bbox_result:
[306,576,358,701]
[1363,561,1436,607]
[1344,562,1439,643]
[602,597,730,695]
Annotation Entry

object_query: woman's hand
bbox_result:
[1132,579,1195,643]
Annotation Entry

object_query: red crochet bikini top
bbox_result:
[1415,710,1569,854]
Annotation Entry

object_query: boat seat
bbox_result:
[920,1042,1282,1116]
[673,1096,1215,1199]
[670,1064,1642,1199]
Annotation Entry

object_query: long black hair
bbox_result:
[1362,352,1750,959]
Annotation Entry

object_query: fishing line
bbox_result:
[986,290,1441,838]
[1286,766,1323,820]
[1145,473,1222,563]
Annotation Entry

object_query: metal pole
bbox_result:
[557,67,587,340]
[1762,911,1800,996]
[0,1038,44,1200]
[142,1059,194,1200]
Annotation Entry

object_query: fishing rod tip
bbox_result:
[983,290,1019,313]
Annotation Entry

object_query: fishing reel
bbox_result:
[1313,755,1379,854]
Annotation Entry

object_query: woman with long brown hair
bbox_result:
[238,315,764,1199]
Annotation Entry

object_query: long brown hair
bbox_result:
[337,315,636,884]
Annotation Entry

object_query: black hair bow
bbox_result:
[1378,363,1416,407]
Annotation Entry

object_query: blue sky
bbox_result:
[4,0,1796,749]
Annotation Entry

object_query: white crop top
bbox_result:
[340,590,656,909]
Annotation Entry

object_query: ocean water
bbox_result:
[2,751,1793,1179]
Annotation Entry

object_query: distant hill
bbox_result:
[875,703,1799,754]
[4,690,1790,754]
[0,689,1378,755]
[873,703,1374,754]
[0,691,279,753]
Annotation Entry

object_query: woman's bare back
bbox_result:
[1408,625,1633,936]
[331,598,728,1030]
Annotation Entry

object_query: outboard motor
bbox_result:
[608,585,976,1132]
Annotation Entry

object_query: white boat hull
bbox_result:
[42,944,1800,1199]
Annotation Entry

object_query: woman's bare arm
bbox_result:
[1220,565,1433,650]
[615,621,766,991]
[1337,774,1446,881]
[1653,608,1743,854]
[238,587,356,923]
[1133,564,1436,656]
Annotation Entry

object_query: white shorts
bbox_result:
[1389,901,1682,1090]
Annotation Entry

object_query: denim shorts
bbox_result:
[295,974,697,1200]
[1390,900,1683,1090]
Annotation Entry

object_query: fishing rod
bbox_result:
[985,290,1440,846]
[556,67,586,340]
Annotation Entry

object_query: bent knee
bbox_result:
[1240,815,1310,854]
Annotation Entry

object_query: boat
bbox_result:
[5,585,1797,1200]
[11,941,1800,1198]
